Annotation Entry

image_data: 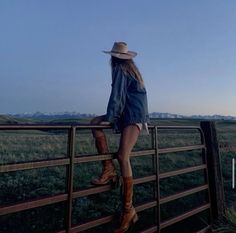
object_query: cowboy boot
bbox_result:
[114,176,138,233]
[91,135,117,185]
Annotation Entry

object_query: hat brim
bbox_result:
[103,50,137,59]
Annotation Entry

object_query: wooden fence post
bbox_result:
[200,121,225,222]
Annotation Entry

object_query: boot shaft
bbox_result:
[114,176,137,233]
[121,176,133,211]
[91,135,117,186]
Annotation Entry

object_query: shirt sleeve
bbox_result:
[105,67,128,123]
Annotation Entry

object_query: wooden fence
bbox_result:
[0,121,225,232]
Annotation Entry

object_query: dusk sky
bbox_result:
[1,1,236,116]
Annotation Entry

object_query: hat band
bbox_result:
[111,50,130,55]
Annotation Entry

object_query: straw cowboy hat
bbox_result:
[103,42,137,59]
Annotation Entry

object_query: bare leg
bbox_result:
[90,115,109,138]
[114,124,140,233]
[117,125,140,177]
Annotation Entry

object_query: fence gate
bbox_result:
[0,121,224,232]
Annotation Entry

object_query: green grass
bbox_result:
[0,115,19,124]
[212,207,236,233]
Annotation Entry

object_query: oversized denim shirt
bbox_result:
[105,66,149,133]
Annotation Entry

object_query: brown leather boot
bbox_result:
[114,176,138,233]
[91,135,117,185]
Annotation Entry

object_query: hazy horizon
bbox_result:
[2,110,236,118]
[1,1,236,116]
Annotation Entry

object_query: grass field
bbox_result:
[0,116,235,232]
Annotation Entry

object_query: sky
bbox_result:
[0,0,236,116]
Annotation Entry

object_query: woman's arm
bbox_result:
[106,67,128,123]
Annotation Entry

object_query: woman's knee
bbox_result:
[90,115,106,138]
[90,116,102,124]
[116,152,130,164]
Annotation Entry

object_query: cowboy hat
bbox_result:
[103,42,137,59]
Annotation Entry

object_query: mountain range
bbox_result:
[5,111,236,121]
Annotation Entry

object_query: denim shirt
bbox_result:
[105,66,149,133]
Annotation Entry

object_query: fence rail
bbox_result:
[0,122,225,232]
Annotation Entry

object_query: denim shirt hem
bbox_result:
[111,117,150,134]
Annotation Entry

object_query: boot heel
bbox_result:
[132,214,138,224]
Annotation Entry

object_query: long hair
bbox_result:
[110,56,144,87]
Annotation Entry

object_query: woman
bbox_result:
[90,42,149,233]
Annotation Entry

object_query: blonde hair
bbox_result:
[110,56,144,87]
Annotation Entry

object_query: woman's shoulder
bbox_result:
[113,65,141,86]
[113,66,131,81]
[113,65,124,75]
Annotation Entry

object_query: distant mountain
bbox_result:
[149,112,236,120]
[149,112,184,119]
[7,111,236,121]
[9,111,96,120]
